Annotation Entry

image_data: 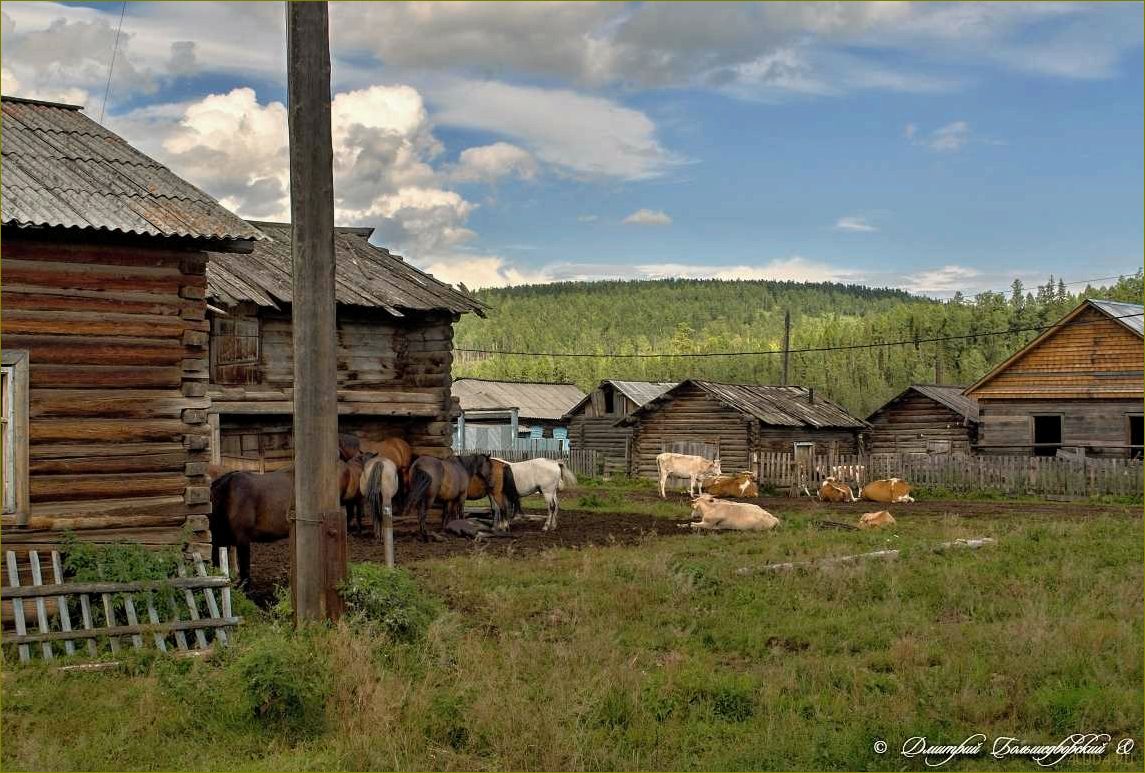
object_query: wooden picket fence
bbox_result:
[2,550,239,665]
[466,448,602,477]
[755,451,1143,499]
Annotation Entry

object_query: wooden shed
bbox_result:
[865,384,979,456]
[0,95,261,554]
[451,379,585,447]
[618,380,868,478]
[965,299,1144,458]
[562,380,676,474]
[205,220,486,471]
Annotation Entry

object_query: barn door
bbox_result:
[211,315,261,384]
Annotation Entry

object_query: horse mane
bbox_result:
[456,453,490,475]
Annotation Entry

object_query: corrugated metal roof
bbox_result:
[1089,299,1144,336]
[620,379,867,429]
[1,95,260,245]
[611,380,677,407]
[206,221,485,316]
[453,379,586,421]
[869,384,978,423]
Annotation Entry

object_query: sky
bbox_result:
[2,1,1142,295]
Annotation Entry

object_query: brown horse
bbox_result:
[404,454,493,541]
[339,454,368,534]
[209,466,295,584]
[465,458,518,531]
[339,434,414,504]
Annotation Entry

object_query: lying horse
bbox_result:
[209,466,295,584]
[404,454,493,541]
[465,457,518,531]
[498,457,577,531]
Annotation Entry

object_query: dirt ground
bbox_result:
[245,488,1139,604]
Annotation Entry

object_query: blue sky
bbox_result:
[2,1,1142,294]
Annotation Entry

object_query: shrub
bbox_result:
[339,563,440,642]
[236,634,331,737]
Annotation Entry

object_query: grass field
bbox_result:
[2,485,1142,771]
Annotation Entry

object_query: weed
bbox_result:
[235,631,331,737]
[339,563,440,642]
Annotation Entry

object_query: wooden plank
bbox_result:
[176,564,209,650]
[29,364,183,390]
[28,552,54,660]
[3,575,230,599]
[31,418,204,444]
[6,552,31,662]
[76,591,99,658]
[6,617,242,646]
[102,593,121,652]
[144,593,168,653]
[192,553,228,646]
[218,550,233,623]
[48,551,76,657]
[122,594,145,650]
[31,473,188,503]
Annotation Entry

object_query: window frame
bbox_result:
[1,350,30,526]
[1030,413,1064,457]
[1127,413,1143,460]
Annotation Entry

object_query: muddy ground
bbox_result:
[245,488,1138,603]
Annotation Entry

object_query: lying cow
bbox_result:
[858,510,896,529]
[684,494,779,531]
[818,477,855,503]
[859,478,914,504]
[703,471,758,498]
[657,452,721,499]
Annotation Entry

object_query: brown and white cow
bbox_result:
[684,494,779,531]
[657,452,721,498]
[859,478,914,504]
[703,471,759,498]
[858,510,896,529]
[817,477,856,503]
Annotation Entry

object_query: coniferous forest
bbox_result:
[453,271,1144,417]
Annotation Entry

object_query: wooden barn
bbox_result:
[618,380,868,478]
[562,380,676,474]
[451,378,585,448]
[205,220,486,471]
[965,299,1144,458]
[865,384,979,456]
[0,95,262,554]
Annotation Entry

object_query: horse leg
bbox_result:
[542,491,556,531]
[237,542,252,587]
[659,470,667,499]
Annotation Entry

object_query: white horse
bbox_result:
[497,457,577,531]
[360,454,400,566]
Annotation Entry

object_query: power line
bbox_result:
[455,310,1143,360]
[99,1,127,123]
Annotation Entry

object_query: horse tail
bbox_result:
[208,470,241,547]
[558,461,577,490]
[502,464,521,516]
[404,465,432,518]
[363,460,385,528]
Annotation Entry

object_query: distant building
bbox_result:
[452,378,586,450]
[562,380,676,475]
[865,384,979,456]
[965,299,1143,458]
[617,380,868,477]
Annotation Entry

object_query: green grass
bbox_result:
[3,504,1142,771]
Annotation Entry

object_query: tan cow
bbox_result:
[703,471,759,498]
[859,478,914,504]
[657,452,722,498]
[684,494,779,531]
[817,477,856,502]
[858,510,896,529]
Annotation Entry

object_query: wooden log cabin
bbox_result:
[865,384,979,456]
[451,378,585,448]
[0,95,262,554]
[964,299,1144,458]
[205,221,485,470]
[562,380,676,474]
[617,380,868,478]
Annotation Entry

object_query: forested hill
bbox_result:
[452,274,1144,417]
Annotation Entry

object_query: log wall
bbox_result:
[1,235,213,553]
[867,391,976,455]
[976,398,1143,457]
[209,306,458,462]
[567,416,631,476]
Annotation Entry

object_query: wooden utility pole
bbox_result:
[934,340,943,385]
[781,310,791,385]
[286,0,344,623]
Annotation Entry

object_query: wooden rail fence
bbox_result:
[754,451,1143,499]
[2,550,239,665]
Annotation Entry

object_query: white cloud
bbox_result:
[450,142,538,183]
[901,264,981,293]
[635,257,863,283]
[419,254,551,289]
[623,208,673,226]
[430,78,686,180]
[835,216,878,232]
[907,120,973,153]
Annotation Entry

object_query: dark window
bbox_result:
[603,387,615,414]
[1032,415,1062,457]
[1129,415,1143,460]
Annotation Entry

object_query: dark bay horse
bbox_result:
[209,466,295,584]
[404,454,493,541]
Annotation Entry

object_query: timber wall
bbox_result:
[1,235,213,552]
[867,391,976,455]
[976,398,1143,457]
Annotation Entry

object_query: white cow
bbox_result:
[684,494,779,531]
[657,452,721,499]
